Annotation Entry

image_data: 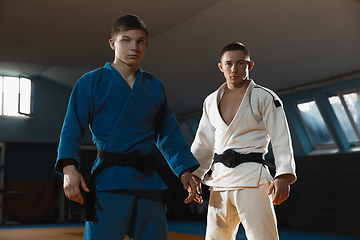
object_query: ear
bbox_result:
[146,41,149,48]
[248,61,254,71]
[218,62,224,72]
[109,38,115,50]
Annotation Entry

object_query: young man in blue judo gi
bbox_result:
[54,14,202,240]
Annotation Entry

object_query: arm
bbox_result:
[259,90,296,204]
[55,75,93,203]
[154,83,200,203]
[190,101,216,180]
[55,76,94,174]
[260,91,296,185]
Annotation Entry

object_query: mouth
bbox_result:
[128,54,139,58]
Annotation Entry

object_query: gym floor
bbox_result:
[0,221,358,240]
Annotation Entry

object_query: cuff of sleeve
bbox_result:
[55,158,79,174]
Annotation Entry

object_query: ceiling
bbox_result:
[1,0,360,115]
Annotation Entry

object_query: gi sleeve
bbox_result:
[154,83,199,177]
[55,76,94,174]
[259,90,297,184]
[190,100,216,180]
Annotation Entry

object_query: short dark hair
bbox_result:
[220,42,250,62]
[111,14,149,39]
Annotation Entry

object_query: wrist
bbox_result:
[62,159,77,168]
[276,174,291,184]
[180,169,190,178]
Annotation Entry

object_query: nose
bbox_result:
[131,42,139,51]
[231,64,238,73]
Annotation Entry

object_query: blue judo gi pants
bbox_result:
[83,190,168,240]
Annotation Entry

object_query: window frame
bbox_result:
[17,77,33,116]
[294,98,337,150]
[334,90,360,146]
[0,75,33,117]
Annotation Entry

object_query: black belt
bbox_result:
[206,149,275,177]
[85,149,157,221]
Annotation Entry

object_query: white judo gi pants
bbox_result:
[206,182,279,240]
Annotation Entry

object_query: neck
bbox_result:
[226,79,251,92]
[111,61,138,85]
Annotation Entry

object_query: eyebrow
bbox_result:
[225,60,249,63]
[121,35,146,40]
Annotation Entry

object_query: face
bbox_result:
[218,50,254,87]
[109,29,148,67]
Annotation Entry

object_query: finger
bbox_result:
[194,178,202,195]
[272,188,280,205]
[80,177,90,192]
[267,183,275,195]
[70,186,84,204]
[75,194,84,204]
[184,184,197,204]
[274,197,284,206]
[74,189,84,204]
[194,194,203,204]
[274,192,288,205]
[184,190,195,204]
[197,184,202,195]
[278,193,289,205]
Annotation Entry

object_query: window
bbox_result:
[343,91,360,134]
[0,76,32,117]
[296,100,334,146]
[329,95,359,143]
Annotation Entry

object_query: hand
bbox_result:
[63,165,89,204]
[181,169,203,204]
[191,174,203,203]
[267,174,291,205]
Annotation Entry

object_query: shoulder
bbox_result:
[205,89,218,102]
[70,67,107,96]
[205,83,224,103]
[77,67,104,84]
[252,83,282,107]
[253,84,278,98]
[203,89,218,109]
[140,69,165,90]
[141,70,156,80]
[202,85,222,113]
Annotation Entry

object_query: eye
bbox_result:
[122,38,130,43]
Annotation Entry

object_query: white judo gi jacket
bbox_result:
[191,80,296,191]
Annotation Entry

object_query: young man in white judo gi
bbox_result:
[55,14,202,240]
[191,42,297,240]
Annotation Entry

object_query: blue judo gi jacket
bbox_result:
[55,62,199,192]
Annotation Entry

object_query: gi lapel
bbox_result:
[104,68,143,152]
[217,82,255,152]
[85,68,144,221]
